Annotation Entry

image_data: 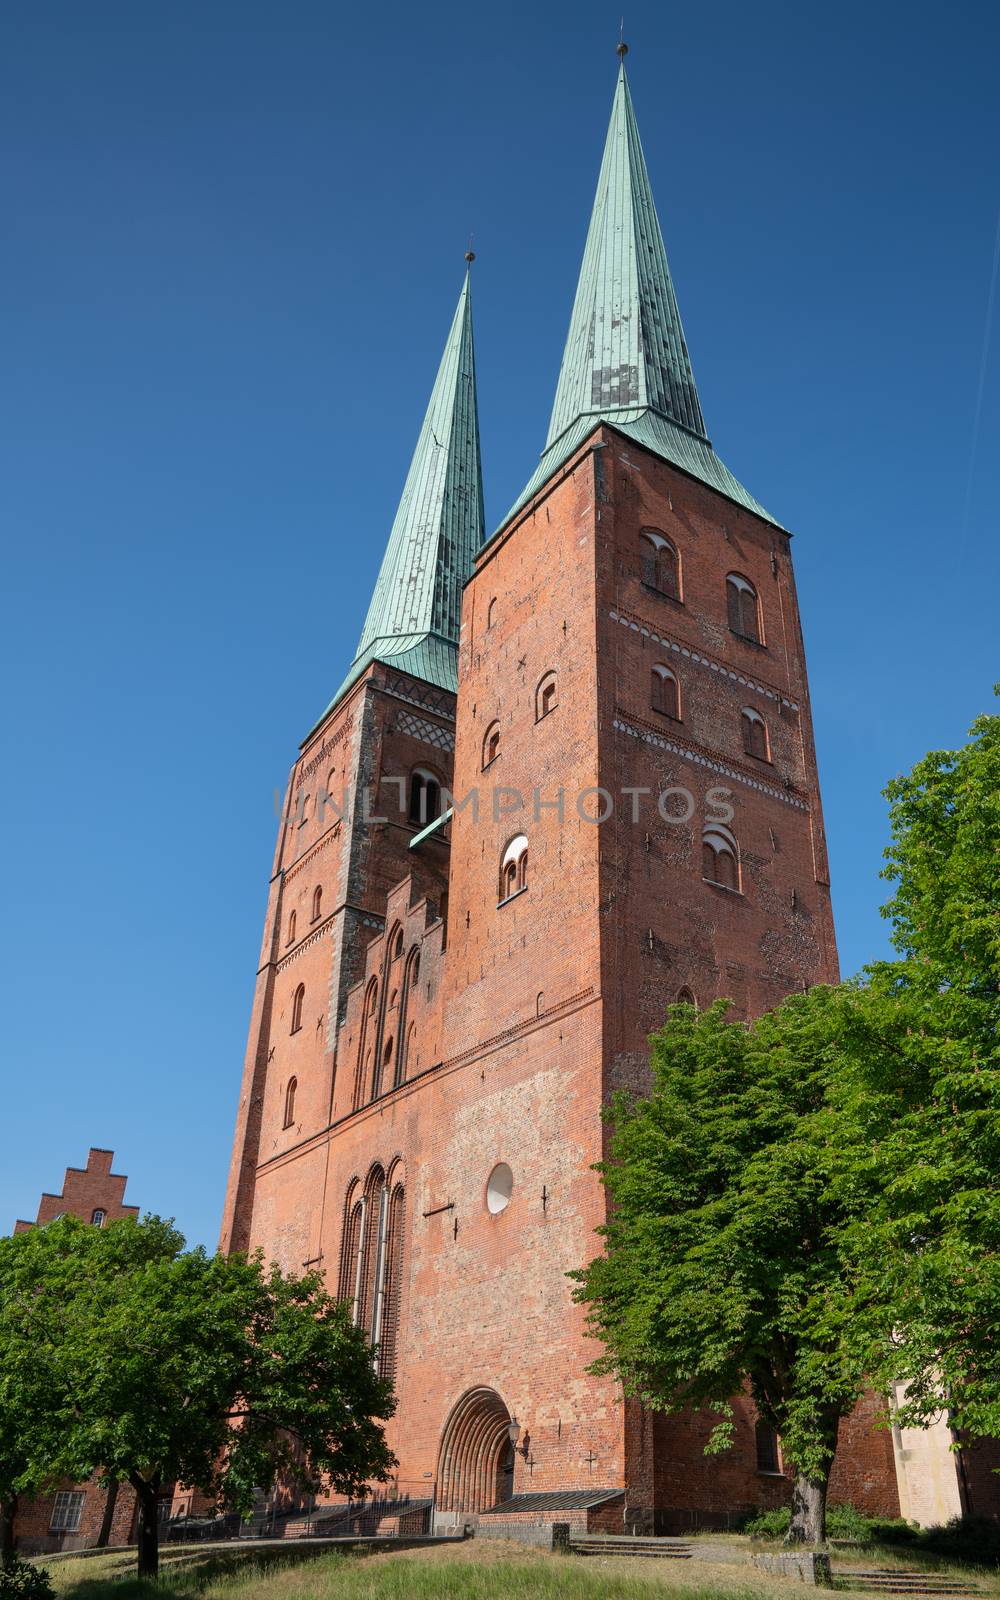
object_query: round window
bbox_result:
[486,1162,513,1214]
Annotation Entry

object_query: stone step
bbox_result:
[834,1579,979,1597]
[570,1535,693,1546]
[834,1575,978,1586]
[568,1537,693,1559]
[837,1591,978,1598]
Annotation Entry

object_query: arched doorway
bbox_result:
[436,1386,517,1513]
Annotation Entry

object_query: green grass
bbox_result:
[38,1544,772,1600]
[38,1534,1000,1600]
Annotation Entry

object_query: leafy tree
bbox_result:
[0,1218,100,1560]
[572,989,872,1545]
[842,701,1000,1438]
[0,1216,395,1577]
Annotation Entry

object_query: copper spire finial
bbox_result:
[465,233,475,265]
[617,18,628,58]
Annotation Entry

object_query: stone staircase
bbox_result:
[833,1569,981,1598]
[567,1533,694,1559]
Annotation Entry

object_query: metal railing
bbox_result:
[161,1481,436,1544]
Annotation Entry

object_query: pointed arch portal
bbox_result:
[436,1386,516,1513]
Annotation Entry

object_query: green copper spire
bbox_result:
[316,266,484,726]
[505,63,781,530]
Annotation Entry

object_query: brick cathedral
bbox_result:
[220,59,978,1534]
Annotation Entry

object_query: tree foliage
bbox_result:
[572,988,871,1542]
[843,701,1000,1437]
[574,697,1000,1542]
[0,1216,395,1576]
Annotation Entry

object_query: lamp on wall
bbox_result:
[507,1416,521,1448]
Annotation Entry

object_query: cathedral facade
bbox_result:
[220,60,963,1534]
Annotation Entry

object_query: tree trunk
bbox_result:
[787,1471,828,1545]
[96,1478,119,1548]
[0,1493,17,1563]
[130,1476,160,1579]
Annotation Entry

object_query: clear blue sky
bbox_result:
[3,1,998,1248]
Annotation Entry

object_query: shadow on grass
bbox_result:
[58,1543,350,1600]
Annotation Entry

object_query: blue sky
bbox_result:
[2,0,998,1248]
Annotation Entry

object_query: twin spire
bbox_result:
[319,56,775,727]
[506,61,776,527]
[322,263,484,715]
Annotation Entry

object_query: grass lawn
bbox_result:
[36,1539,797,1600]
[35,1536,1000,1600]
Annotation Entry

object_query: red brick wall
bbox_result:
[828,1392,901,1518]
[13,1477,137,1556]
[13,1148,138,1234]
[221,423,910,1530]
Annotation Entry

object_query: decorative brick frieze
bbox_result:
[609,607,799,711]
[613,712,810,812]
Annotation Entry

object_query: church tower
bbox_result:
[223,60,902,1534]
[220,266,482,1260]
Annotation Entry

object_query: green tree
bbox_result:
[573,989,871,1545]
[0,1216,395,1577]
[844,701,1000,1438]
[0,1217,102,1560]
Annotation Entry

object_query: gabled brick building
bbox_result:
[13,1146,138,1236]
[221,56,991,1534]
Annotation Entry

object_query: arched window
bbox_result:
[755,1419,781,1474]
[651,664,680,719]
[338,1182,363,1311]
[286,910,296,945]
[482,722,501,769]
[534,671,558,721]
[741,707,769,761]
[640,529,680,600]
[283,1077,297,1129]
[290,982,305,1033]
[408,768,441,827]
[676,987,697,1008]
[487,597,498,629]
[726,573,761,643]
[354,980,378,1110]
[345,1166,406,1383]
[378,1183,406,1385]
[499,834,529,904]
[311,885,323,921]
[372,1036,392,1100]
[702,825,741,893]
[392,928,404,961]
[397,947,420,1087]
[91,1209,106,1228]
[358,1166,387,1339]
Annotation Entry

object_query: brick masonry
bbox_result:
[13,1147,138,1234]
[220,424,988,1529]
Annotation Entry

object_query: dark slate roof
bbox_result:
[481,1489,623,1514]
[503,65,781,533]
